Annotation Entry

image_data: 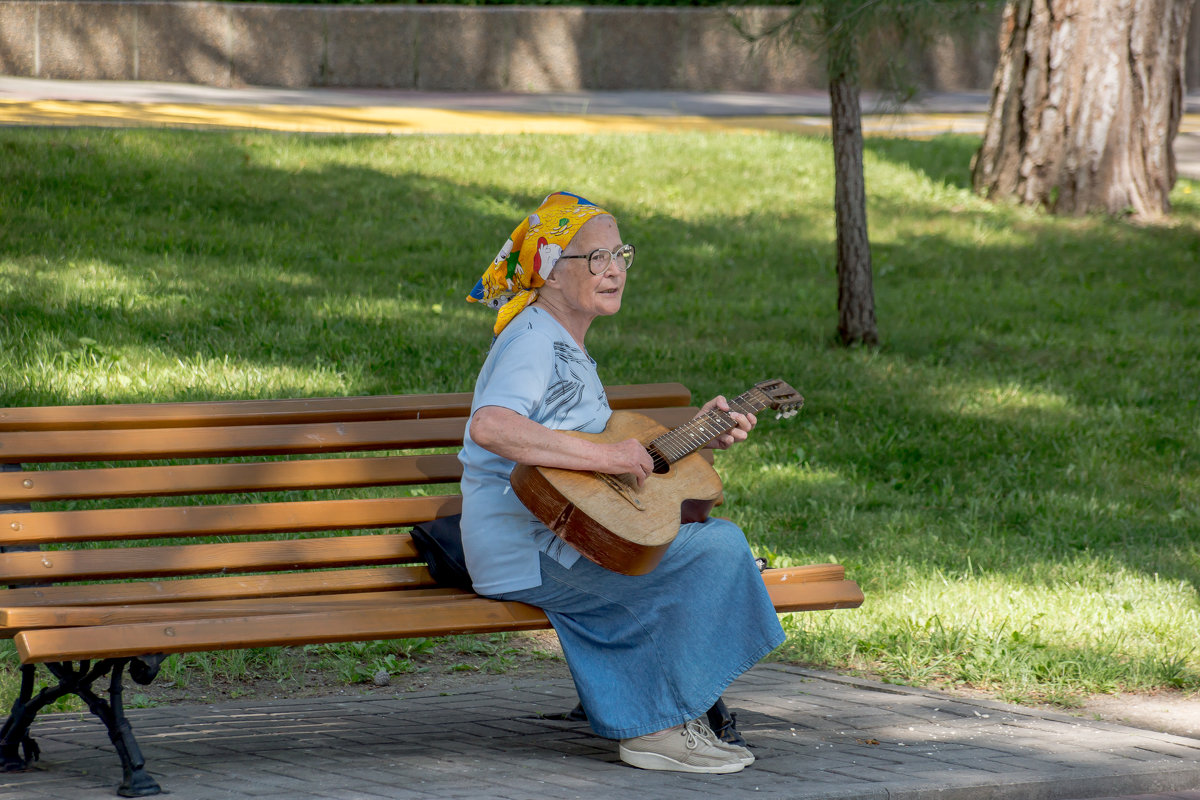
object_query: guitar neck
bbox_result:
[647,389,771,468]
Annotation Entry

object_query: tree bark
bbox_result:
[830,72,879,347]
[972,0,1194,219]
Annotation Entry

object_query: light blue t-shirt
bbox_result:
[458,306,612,595]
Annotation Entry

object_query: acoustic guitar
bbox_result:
[510,379,804,576]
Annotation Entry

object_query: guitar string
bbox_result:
[646,390,771,466]
[650,385,799,461]
[658,392,762,456]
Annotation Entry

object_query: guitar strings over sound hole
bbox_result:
[647,446,671,475]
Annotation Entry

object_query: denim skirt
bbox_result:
[489,517,786,740]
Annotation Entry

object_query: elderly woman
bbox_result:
[460,192,784,774]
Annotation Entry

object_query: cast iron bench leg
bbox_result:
[2,660,162,796]
[0,664,45,770]
[48,659,162,797]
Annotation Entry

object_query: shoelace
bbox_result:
[682,719,715,751]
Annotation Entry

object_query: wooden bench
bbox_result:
[0,383,863,796]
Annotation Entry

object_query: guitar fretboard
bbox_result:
[646,389,771,471]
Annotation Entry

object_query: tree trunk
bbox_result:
[830,72,879,347]
[972,0,1194,219]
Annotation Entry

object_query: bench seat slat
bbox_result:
[0,565,436,607]
[768,579,864,613]
[0,563,847,610]
[0,588,475,634]
[0,384,692,433]
[0,454,464,503]
[11,570,863,664]
[0,533,421,584]
[0,563,849,614]
[15,598,553,662]
[0,495,462,546]
[0,407,698,464]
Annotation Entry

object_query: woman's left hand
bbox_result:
[698,395,757,450]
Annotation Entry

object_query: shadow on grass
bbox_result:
[865,133,982,190]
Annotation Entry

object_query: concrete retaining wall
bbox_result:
[3,2,1198,93]
[0,1,1011,92]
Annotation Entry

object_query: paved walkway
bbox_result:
[2,77,1199,180]
[3,664,1199,800]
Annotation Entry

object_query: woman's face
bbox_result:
[544,215,628,321]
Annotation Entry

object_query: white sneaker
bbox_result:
[620,719,746,774]
[696,721,755,766]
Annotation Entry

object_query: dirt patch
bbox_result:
[1063,691,1200,739]
[913,684,1200,740]
[125,630,572,708]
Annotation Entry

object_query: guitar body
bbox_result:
[510,411,724,576]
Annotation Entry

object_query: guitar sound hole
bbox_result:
[648,447,671,475]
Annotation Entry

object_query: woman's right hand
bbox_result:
[599,438,655,487]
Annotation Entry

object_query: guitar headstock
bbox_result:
[752,379,804,420]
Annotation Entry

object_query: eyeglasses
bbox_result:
[558,243,636,275]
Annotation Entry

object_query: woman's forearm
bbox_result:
[469,406,601,469]
[469,405,653,482]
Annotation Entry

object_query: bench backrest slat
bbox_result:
[0,393,474,432]
[0,418,470,463]
[0,454,464,503]
[1,406,697,463]
[0,565,436,607]
[0,533,421,584]
[0,588,473,635]
[0,383,692,432]
[0,495,462,546]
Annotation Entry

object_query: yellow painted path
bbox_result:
[0,97,997,138]
[0,79,1196,145]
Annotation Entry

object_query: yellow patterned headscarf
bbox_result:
[468,191,611,336]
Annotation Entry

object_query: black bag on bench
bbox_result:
[409,514,474,590]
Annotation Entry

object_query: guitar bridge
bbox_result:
[595,472,646,511]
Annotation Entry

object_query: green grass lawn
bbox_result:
[1,127,1197,709]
